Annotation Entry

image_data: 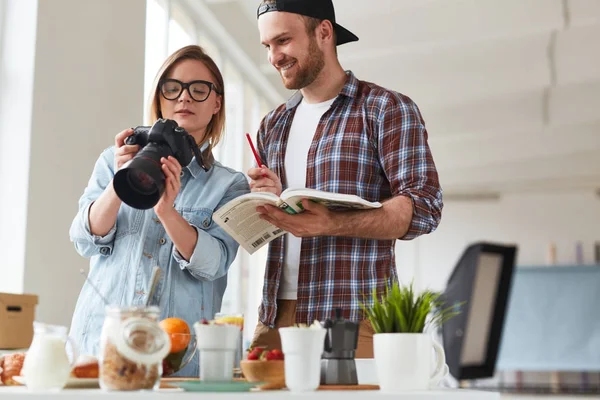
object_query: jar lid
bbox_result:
[112,317,170,365]
[105,305,160,317]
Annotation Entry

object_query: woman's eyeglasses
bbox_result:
[159,79,222,102]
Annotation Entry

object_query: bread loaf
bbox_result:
[0,353,25,386]
[71,355,99,379]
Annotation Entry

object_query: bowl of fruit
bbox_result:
[159,318,197,376]
[240,347,285,390]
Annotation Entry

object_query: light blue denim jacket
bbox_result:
[69,144,249,376]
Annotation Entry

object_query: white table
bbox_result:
[0,390,587,399]
[0,387,504,399]
[1,387,591,400]
[0,386,591,399]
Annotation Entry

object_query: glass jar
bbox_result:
[99,306,170,391]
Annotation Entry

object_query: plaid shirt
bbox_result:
[256,71,443,327]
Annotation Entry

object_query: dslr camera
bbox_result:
[113,118,206,210]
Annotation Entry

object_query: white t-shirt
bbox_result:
[279,97,336,299]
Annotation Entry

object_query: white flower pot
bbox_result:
[373,333,446,392]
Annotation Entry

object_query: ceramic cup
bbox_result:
[279,326,326,392]
[193,322,240,382]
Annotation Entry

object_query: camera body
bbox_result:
[126,118,197,169]
[113,118,205,210]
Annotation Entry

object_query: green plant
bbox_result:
[360,281,462,334]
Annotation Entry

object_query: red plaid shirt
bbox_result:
[256,71,443,327]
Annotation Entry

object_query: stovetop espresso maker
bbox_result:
[320,308,359,385]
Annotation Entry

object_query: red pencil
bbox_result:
[246,133,266,168]
[245,133,267,178]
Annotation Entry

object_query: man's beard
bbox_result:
[280,37,325,90]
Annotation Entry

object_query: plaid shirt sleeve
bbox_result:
[375,93,443,240]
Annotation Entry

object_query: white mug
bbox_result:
[373,333,446,392]
[279,326,326,392]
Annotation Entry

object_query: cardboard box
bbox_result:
[0,293,38,349]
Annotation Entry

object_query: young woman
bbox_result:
[69,45,249,376]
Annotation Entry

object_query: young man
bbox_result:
[247,0,443,357]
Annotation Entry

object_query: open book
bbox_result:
[213,188,382,254]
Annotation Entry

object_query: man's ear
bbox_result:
[319,20,335,44]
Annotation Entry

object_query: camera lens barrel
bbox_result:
[113,143,172,209]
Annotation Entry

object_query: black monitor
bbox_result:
[441,242,518,380]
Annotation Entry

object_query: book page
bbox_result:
[281,188,382,212]
[213,196,286,254]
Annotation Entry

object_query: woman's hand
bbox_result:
[154,156,182,217]
[153,156,196,261]
[114,128,140,171]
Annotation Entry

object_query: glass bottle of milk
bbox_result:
[21,322,78,390]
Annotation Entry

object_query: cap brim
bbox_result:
[334,23,359,46]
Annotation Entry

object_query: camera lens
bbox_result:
[113,143,171,209]
[126,170,156,196]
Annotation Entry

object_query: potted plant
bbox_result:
[360,281,461,392]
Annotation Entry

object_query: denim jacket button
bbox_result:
[202,219,210,228]
[100,247,109,254]
[159,238,166,245]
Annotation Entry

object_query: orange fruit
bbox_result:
[159,318,191,353]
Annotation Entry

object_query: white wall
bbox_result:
[0,0,38,295]
[0,0,147,327]
[396,190,600,292]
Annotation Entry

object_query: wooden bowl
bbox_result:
[240,360,285,390]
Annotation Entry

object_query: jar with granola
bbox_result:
[99,306,170,391]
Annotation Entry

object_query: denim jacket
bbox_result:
[69,144,249,376]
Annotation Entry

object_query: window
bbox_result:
[217,59,245,314]
[167,5,196,55]
[144,0,169,120]
[198,32,222,70]
[144,0,279,348]
[144,0,197,121]
[0,0,4,38]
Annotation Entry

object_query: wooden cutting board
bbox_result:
[319,384,379,390]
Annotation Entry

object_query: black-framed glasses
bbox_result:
[159,79,222,102]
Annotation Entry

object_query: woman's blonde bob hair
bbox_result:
[146,45,225,152]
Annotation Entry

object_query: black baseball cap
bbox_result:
[257,0,359,46]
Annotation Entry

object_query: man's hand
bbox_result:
[247,166,282,196]
[259,195,415,240]
[257,199,338,237]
